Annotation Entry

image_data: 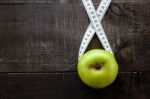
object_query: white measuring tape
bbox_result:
[78,0,113,60]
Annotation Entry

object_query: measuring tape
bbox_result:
[78,0,113,60]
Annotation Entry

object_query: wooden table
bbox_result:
[0,0,149,99]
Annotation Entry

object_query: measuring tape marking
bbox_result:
[83,0,113,54]
[78,0,112,60]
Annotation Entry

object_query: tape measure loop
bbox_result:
[78,0,113,60]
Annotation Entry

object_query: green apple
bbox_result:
[77,49,118,89]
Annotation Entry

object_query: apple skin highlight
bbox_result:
[77,49,118,89]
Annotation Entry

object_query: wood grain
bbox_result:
[0,0,48,3]
[0,1,150,72]
[129,72,150,99]
[0,72,149,99]
[0,0,149,3]
[0,0,149,99]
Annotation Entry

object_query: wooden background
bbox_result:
[0,0,150,99]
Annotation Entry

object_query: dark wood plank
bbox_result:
[0,72,149,99]
[0,0,149,3]
[0,73,63,99]
[0,0,48,3]
[128,72,150,99]
[51,0,150,3]
[0,1,150,72]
